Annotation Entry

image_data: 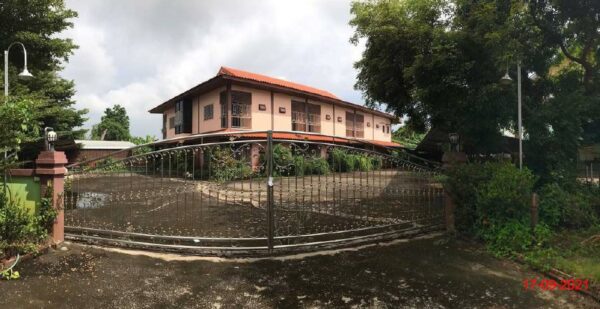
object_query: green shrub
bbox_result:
[209,146,253,182]
[482,220,552,257]
[0,191,56,258]
[539,182,599,229]
[305,158,330,175]
[330,148,380,173]
[444,162,536,235]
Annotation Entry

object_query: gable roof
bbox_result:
[218,66,339,100]
[149,66,396,121]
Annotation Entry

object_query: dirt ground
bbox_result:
[1,235,598,309]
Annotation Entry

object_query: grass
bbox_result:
[525,226,600,282]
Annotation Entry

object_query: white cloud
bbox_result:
[60,0,365,138]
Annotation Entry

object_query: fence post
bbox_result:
[35,150,68,244]
[266,130,275,251]
[531,192,539,230]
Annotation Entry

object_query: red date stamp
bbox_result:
[523,278,589,291]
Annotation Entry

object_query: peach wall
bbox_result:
[232,85,271,131]
[196,87,224,134]
[164,106,176,139]
[162,83,393,142]
[273,92,292,131]
[373,115,391,142]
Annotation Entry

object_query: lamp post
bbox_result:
[500,61,523,170]
[3,42,34,190]
[4,42,34,99]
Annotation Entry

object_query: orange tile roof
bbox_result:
[219,66,339,100]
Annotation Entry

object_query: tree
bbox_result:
[0,0,87,138]
[392,126,425,150]
[0,97,41,171]
[91,105,131,141]
[350,0,598,183]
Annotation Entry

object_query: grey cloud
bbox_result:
[61,0,366,137]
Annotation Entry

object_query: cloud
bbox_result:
[60,0,365,138]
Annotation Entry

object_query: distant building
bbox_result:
[58,140,136,165]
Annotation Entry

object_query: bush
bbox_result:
[444,162,536,236]
[209,146,253,182]
[539,182,599,229]
[305,158,330,175]
[330,148,381,173]
[0,191,56,258]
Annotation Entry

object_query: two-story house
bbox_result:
[149,66,399,149]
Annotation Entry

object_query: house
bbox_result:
[56,139,136,165]
[149,67,399,149]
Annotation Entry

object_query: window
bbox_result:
[291,100,321,133]
[169,117,175,129]
[231,91,251,128]
[386,125,390,134]
[163,114,167,139]
[204,104,214,120]
[174,99,192,134]
[220,90,251,128]
[345,112,364,138]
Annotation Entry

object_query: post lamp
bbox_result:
[500,61,523,170]
[4,42,34,99]
[448,133,459,152]
[44,127,57,151]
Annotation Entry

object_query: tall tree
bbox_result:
[350,0,597,183]
[91,105,131,141]
[0,0,87,137]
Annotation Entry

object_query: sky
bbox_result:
[60,0,368,138]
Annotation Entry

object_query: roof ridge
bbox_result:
[217,66,339,99]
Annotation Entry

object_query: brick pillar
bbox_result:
[444,191,456,233]
[320,145,329,159]
[35,151,68,244]
[531,193,539,230]
[250,143,262,172]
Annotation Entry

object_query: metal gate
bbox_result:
[64,131,444,256]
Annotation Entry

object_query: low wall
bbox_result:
[5,170,41,214]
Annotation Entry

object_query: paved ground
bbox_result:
[1,235,598,308]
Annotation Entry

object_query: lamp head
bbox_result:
[500,71,512,86]
[18,67,33,79]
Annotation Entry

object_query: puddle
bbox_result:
[73,192,109,209]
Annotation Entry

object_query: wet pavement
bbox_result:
[1,235,598,308]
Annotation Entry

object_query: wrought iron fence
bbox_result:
[64,131,444,255]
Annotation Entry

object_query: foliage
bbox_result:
[350,0,600,182]
[0,190,57,259]
[443,162,538,255]
[209,146,253,182]
[130,135,157,156]
[392,126,425,149]
[272,144,331,176]
[0,97,41,172]
[539,182,599,229]
[0,0,87,139]
[91,105,131,141]
[330,148,381,173]
[94,157,126,172]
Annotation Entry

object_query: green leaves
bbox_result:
[91,105,131,141]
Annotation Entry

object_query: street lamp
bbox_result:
[3,42,34,191]
[500,61,523,170]
[4,42,34,100]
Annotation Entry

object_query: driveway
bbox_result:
[1,234,597,308]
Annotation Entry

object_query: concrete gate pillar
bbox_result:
[35,151,68,244]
